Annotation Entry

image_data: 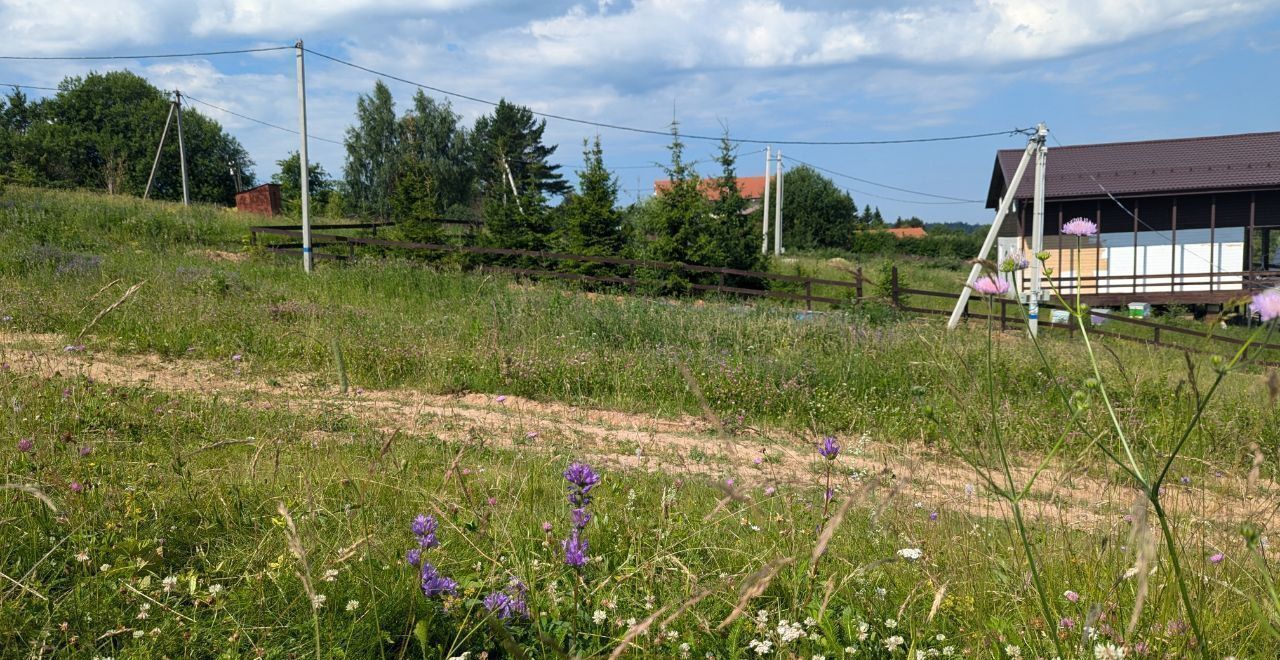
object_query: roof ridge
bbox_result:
[997,130,1280,155]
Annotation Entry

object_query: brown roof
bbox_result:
[654,175,769,201]
[885,226,927,238]
[987,131,1280,208]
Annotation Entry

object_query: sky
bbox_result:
[2,0,1279,223]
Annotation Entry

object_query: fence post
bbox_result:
[855,267,863,301]
[890,266,900,308]
[718,271,725,291]
[805,280,813,312]
[250,229,257,246]
[1153,325,1161,345]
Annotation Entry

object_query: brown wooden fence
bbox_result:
[249,222,1280,365]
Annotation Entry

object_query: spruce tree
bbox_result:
[560,136,622,274]
[343,81,399,219]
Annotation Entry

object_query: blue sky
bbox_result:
[2,0,1278,223]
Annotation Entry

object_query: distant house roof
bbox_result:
[885,226,927,239]
[654,175,769,201]
[986,131,1280,208]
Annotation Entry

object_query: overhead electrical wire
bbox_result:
[0,46,293,61]
[182,93,344,145]
[0,81,59,91]
[780,154,982,204]
[303,47,1033,147]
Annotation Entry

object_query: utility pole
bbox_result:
[1028,122,1049,336]
[761,146,771,254]
[774,151,784,256]
[173,90,190,206]
[143,102,176,200]
[295,40,313,273]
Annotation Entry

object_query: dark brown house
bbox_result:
[987,131,1280,305]
[235,183,283,217]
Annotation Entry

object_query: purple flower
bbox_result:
[483,581,529,620]
[79,446,92,457]
[231,353,242,362]
[764,486,777,496]
[63,344,84,353]
[562,532,588,568]
[1064,590,1080,603]
[1251,289,1280,322]
[818,436,840,460]
[70,480,83,493]
[570,507,591,530]
[970,275,1010,296]
[495,395,507,403]
[419,562,457,597]
[487,497,498,506]
[1062,217,1099,237]
[406,548,422,566]
[1059,617,1075,630]
[563,463,600,491]
[541,521,553,533]
[17,437,33,453]
[411,514,439,549]
[1209,552,1224,564]
[753,456,763,466]
[929,511,939,521]
[1179,475,1191,486]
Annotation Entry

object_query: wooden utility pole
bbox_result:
[143,102,176,200]
[174,90,190,206]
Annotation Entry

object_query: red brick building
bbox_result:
[235,183,282,216]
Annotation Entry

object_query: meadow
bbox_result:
[2,187,1279,658]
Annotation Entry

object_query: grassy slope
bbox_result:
[1,187,1277,657]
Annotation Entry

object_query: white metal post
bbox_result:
[1028,123,1049,336]
[774,151,783,256]
[761,146,771,254]
[946,140,1037,330]
[143,102,175,200]
[295,40,313,273]
[173,91,190,207]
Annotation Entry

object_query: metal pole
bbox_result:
[1029,122,1049,337]
[774,151,783,256]
[946,139,1037,330]
[143,102,175,200]
[761,146,771,254]
[173,91,190,206]
[296,40,313,273]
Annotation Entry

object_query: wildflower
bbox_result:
[1092,643,1126,659]
[776,619,805,643]
[420,562,458,597]
[942,648,955,656]
[680,643,692,658]
[75,551,89,562]
[322,569,339,582]
[1252,289,1280,322]
[17,437,33,453]
[411,514,439,549]
[1209,552,1225,564]
[100,564,112,572]
[845,648,856,655]
[593,609,608,625]
[1179,475,1191,485]
[345,599,360,612]
[971,275,1010,296]
[1064,590,1080,602]
[542,521,553,533]
[929,511,938,521]
[571,508,592,529]
[482,588,529,620]
[883,635,905,652]
[897,548,923,561]
[818,436,840,460]
[496,395,507,403]
[884,618,897,629]
[564,463,601,501]
[1000,251,1030,272]
[69,480,83,493]
[162,575,177,592]
[79,446,92,457]
[1005,645,1021,658]
[1122,566,1139,579]
[136,603,150,620]
[753,456,763,465]
[208,584,224,596]
[406,548,421,566]
[563,532,588,567]
[526,431,539,439]
[1062,217,1099,237]
[487,497,498,506]
[748,639,774,655]
[64,344,84,353]
[764,486,776,496]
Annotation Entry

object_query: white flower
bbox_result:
[1122,566,1139,580]
[1005,645,1022,658]
[345,600,360,612]
[75,551,89,563]
[897,548,923,561]
[136,603,151,620]
[679,643,691,659]
[322,569,339,583]
[311,594,327,609]
[875,587,887,597]
[207,584,224,596]
[883,635,905,652]
[1093,643,1126,659]
[844,648,856,655]
[99,564,112,572]
[748,638,774,655]
[804,617,817,627]
[935,634,946,642]
[884,618,898,629]
[626,617,637,628]
[446,653,471,660]
[162,575,178,592]
[777,619,806,643]
[132,630,144,638]
[942,647,955,657]
[813,656,827,660]
[593,610,607,625]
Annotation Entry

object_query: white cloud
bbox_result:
[190,0,485,37]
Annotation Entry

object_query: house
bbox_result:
[235,183,282,216]
[885,226,927,239]
[986,131,1280,305]
[653,175,770,211]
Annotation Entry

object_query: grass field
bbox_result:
[3,187,1280,658]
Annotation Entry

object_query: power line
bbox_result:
[182,93,344,146]
[0,46,292,61]
[304,47,1032,147]
[0,81,59,92]
[781,154,982,203]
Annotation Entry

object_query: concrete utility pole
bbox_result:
[173,90,190,206]
[1028,122,1049,336]
[295,40,313,273]
[762,146,771,254]
[946,131,1040,330]
[773,151,784,256]
[143,102,175,200]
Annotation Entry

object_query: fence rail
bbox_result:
[249,222,1280,365]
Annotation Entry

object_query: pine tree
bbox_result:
[704,134,766,282]
[473,99,569,200]
[641,123,708,293]
[560,136,622,274]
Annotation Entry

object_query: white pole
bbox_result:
[774,151,783,256]
[946,139,1038,330]
[1028,122,1049,337]
[143,102,175,200]
[173,90,190,207]
[295,40,313,273]
[761,146,771,254]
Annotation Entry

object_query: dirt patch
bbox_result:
[192,249,247,263]
[2,330,1275,533]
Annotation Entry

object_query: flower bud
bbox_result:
[1036,251,1051,261]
